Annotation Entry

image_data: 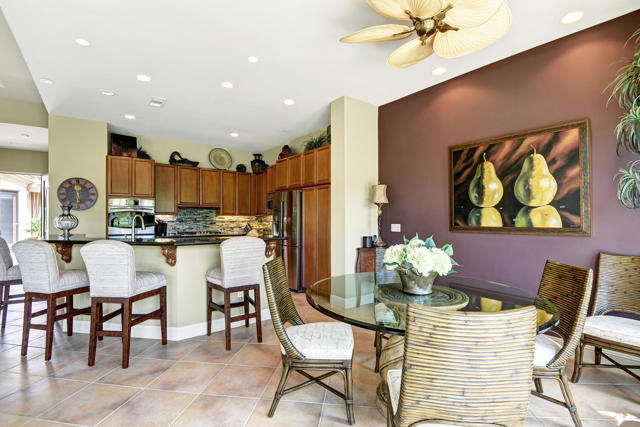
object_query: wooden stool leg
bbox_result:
[21,293,32,356]
[160,287,167,345]
[88,299,99,366]
[44,295,56,361]
[97,303,104,341]
[243,290,250,327]
[254,285,262,343]
[224,289,231,351]
[122,299,132,368]
[206,283,212,336]
[1,284,9,329]
[66,294,74,336]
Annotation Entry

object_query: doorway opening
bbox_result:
[0,173,46,248]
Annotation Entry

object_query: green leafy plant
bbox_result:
[616,102,640,154]
[28,218,41,236]
[303,135,327,152]
[616,161,640,209]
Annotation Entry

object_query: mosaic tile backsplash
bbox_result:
[156,207,273,236]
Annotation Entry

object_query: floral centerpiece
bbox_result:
[383,234,458,295]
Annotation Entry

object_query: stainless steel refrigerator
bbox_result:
[272,190,303,292]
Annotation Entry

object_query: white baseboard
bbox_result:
[62,308,272,341]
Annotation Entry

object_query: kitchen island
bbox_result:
[42,234,286,340]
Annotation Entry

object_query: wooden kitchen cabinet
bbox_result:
[275,160,287,190]
[302,150,316,187]
[316,185,331,281]
[287,154,302,189]
[220,171,237,215]
[178,166,200,206]
[155,164,178,214]
[107,156,155,198]
[302,184,331,288]
[316,145,330,184]
[132,158,155,197]
[200,169,221,207]
[251,172,268,215]
[267,165,276,194]
[236,172,252,216]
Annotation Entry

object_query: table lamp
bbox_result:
[371,184,388,247]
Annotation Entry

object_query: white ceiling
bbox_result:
[0,0,638,151]
[0,122,48,151]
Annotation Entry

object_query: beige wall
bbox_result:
[0,148,48,173]
[262,128,327,165]
[330,96,378,276]
[0,98,48,128]
[48,115,108,236]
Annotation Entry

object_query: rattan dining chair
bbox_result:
[263,257,355,425]
[572,253,640,383]
[385,303,537,427]
[532,260,593,427]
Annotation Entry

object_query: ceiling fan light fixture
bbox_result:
[561,11,583,25]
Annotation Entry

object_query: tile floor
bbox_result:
[0,292,638,426]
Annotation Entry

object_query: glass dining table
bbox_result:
[305,271,560,415]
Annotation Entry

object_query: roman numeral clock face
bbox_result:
[57,177,98,211]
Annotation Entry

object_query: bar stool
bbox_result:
[0,237,24,329]
[80,240,167,368]
[12,240,90,360]
[206,236,265,350]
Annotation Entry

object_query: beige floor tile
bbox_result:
[99,389,193,427]
[39,383,138,425]
[173,395,256,427]
[0,412,31,427]
[0,378,87,417]
[247,399,322,426]
[228,343,281,367]
[51,354,121,382]
[98,337,157,358]
[207,324,260,343]
[0,372,43,400]
[181,340,243,364]
[97,358,174,387]
[249,323,279,345]
[540,419,615,426]
[571,365,640,385]
[0,343,17,352]
[7,349,86,377]
[320,403,384,426]
[0,346,43,371]
[148,361,223,393]
[137,340,201,361]
[325,370,380,406]
[204,365,274,398]
[262,368,327,403]
[23,420,75,426]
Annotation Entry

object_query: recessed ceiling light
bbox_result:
[136,74,151,82]
[124,114,136,120]
[101,90,115,96]
[149,96,166,108]
[20,133,30,138]
[561,11,583,24]
[432,67,447,76]
[230,132,239,138]
[283,99,295,106]
[39,78,54,85]
[247,56,259,63]
[221,81,234,89]
[75,38,90,46]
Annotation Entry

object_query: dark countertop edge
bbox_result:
[43,236,287,246]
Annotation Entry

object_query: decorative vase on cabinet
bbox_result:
[251,153,268,173]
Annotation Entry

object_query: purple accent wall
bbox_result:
[378,11,640,293]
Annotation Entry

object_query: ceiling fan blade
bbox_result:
[388,36,435,68]
[445,0,505,28]
[367,0,443,20]
[433,3,511,58]
[340,24,413,44]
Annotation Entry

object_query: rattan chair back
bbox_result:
[538,260,593,368]
[393,303,537,427]
[592,253,640,317]
[262,257,305,359]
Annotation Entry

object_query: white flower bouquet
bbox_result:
[383,234,458,295]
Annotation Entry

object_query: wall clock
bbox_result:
[57,177,98,211]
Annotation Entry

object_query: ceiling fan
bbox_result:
[340,0,512,68]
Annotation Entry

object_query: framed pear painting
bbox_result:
[449,120,591,236]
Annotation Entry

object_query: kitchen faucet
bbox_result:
[131,214,146,240]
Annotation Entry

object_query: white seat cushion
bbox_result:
[387,368,402,415]
[533,334,562,367]
[206,267,222,285]
[584,315,640,348]
[134,271,166,295]
[56,270,89,291]
[282,322,353,360]
[6,265,21,281]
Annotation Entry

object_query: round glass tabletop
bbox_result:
[306,272,559,335]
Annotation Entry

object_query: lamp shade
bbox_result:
[371,184,388,204]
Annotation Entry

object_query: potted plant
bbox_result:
[383,234,458,295]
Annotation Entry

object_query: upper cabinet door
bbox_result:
[287,155,302,189]
[107,156,132,196]
[255,172,267,215]
[236,172,252,216]
[302,150,316,187]
[178,166,200,206]
[132,158,155,198]
[155,164,177,214]
[267,165,276,194]
[221,171,237,215]
[200,169,221,207]
[275,161,287,191]
[316,146,330,184]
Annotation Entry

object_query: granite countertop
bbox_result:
[43,234,287,246]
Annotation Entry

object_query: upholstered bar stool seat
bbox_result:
[283,322,354,360]
[205,267,222,284]
[0,237,24,329]
[12,240,90,360]
[81,240,167,368]
[583,316,640,348]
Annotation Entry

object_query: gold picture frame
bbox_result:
[449,120,591,236]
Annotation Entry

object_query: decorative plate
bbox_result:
[209,148,232,170]
[57,177,98,211]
